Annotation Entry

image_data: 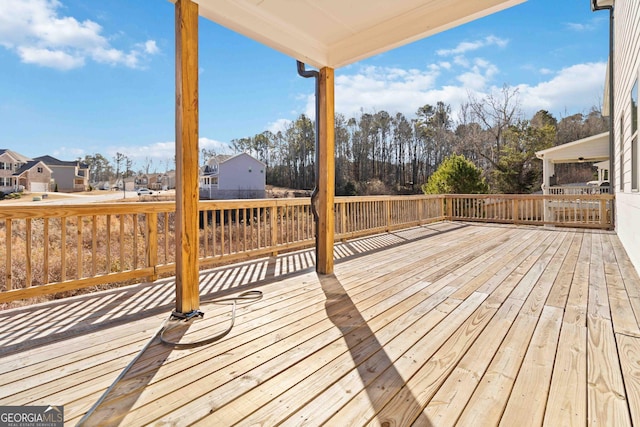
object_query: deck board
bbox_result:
[0,222,639,426]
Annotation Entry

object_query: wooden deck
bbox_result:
[1,222,639,426]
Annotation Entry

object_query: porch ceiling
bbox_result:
[536,132,610,164]
[191,0,526,68]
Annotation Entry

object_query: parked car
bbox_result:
[137,188,155,196]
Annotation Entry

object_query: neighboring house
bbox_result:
[133,171,176,191]
[112,176,136,191]
[14,160,52,193]
[200,153,266,199]
[536,132,610,194]
[0,149,53,193]
[0,149,27,193]
[135,174,150,189]
[148,171,176,191]
[34,155,90,192]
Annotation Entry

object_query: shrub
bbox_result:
[422,154,488,194]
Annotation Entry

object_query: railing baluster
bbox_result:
[26,219,31,287]
[43,218,49,284]
[0,194,613,303]
[61,218,67,282]
[5,219,11,290]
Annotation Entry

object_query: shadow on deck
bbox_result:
[1,221,639,426]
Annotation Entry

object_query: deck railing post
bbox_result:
[316,67,335,274]
[174,0,200,314]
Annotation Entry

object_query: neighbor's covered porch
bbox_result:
[1,222,639,426]
[536,132,611,195]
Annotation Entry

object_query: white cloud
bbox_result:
[143,40,158,55]
[63,138,232,171]
[292,59,605,129]
[267,118,292,135]
[0,0,159,70]
[312,66,442,119]
[516,62,607,116]
[18,46,84,69]
[436,35,508,56]
[566,19,601,32]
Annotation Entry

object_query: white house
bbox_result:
[34,155,90,192]
[200,153,266,199]
[595,0,640,272]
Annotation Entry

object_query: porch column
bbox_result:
[175,0,200,313]
[317,67,335,274]
[541,158,554,195]
[542,159,554,224]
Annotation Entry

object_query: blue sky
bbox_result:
[0,0,609,170]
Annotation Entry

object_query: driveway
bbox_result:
[1,190,175,205]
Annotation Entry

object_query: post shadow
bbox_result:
[77,323,190,426]
[319,273,432,426]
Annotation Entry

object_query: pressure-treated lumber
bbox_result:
[175,0,200,313]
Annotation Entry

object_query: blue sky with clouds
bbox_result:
[0,0,609,169]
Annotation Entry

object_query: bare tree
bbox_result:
[468,84,521,167]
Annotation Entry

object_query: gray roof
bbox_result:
[0,149,32,163]
[13,160,46,176]
[34,155,88,168]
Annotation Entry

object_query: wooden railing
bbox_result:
[0,193,612,303]
[548,185,610,195]
[0,196,443,303]
[444,194,613,229]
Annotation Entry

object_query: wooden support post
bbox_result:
[316,67,335,274]
[175,0,200,313]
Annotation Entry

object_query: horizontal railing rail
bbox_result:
[548,185,610,195]
[0,193,612,303]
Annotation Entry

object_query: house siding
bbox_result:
[50,166,78,192]
[613,0,640,271]
[200,153,266,199]
[0,152,17,191]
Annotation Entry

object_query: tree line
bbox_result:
[81,152,173,184]
[80,85,608,195]
[227,85,608,195]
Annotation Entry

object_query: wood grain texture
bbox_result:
[174,0,200,313]
[0,223,637,427]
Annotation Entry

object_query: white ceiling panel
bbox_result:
[192,0,526,68]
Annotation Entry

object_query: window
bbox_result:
[37,167,43,173]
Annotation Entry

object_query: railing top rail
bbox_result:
[0,193,614,220]
[443,193,614,201]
